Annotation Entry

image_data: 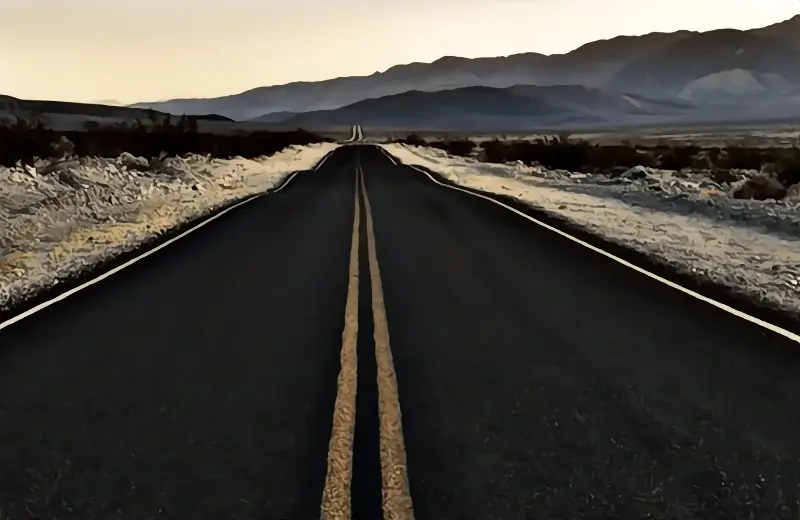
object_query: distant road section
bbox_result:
[1,144,798,520]
[343,124,364,142]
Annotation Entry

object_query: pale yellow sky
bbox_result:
[1,0,798,104]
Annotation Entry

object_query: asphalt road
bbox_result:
[1,144,799,520]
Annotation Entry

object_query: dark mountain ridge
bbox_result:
[128,15,800,122]
[279,84,696,131]
[0,95,233,122]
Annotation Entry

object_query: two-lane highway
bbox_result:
[1,144,799,519]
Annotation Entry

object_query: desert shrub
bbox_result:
[774,148,800,186]
[430,139,475,157]
[464,138,800,183]
[479,139,511,163]
[719,147,768,170]
[479,139,593,171]
[589,145,653,169]
[396,133,426,146]
[707,146,800,184]
[0,118,331,166]
[656,146,700,170]
[539,141,593,171]
[0,119,54,165]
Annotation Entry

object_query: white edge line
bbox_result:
[376,146,800,344]
[0,148,339,332]
[314,148,338,170]
[380,147,398,166]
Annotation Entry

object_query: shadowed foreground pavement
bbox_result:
[1,144,799,519]
[0,150,358,519]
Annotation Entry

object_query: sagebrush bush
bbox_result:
[396,133,427,146]
[429,139,476,157]
[393,134,800,187]
[0,117,331,166]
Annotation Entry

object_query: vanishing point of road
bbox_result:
[1,132,799,520]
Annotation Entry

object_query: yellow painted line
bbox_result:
[359,163,416,520]
[320,168,361,520]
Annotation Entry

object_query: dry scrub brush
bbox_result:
[392,133,800,187]
[0,117,332,166]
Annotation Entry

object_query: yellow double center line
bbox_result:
[320,163,415,520]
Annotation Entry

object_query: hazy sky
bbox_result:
[1,0,798,104]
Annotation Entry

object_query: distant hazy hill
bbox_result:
[128,15,800,123]
[606,29,800,99]
[0,95,234,122]
[751,14,800,51]
[90,99,125,106]
[247,111,298,123]
[279,85,695,130]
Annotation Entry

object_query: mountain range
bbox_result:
[0,95,234,130]
[4,15,800,131]
[122,14,800,129]
[277,85,695,131]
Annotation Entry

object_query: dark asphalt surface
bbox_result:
[2,144,800,519]
[0,150,358,519]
